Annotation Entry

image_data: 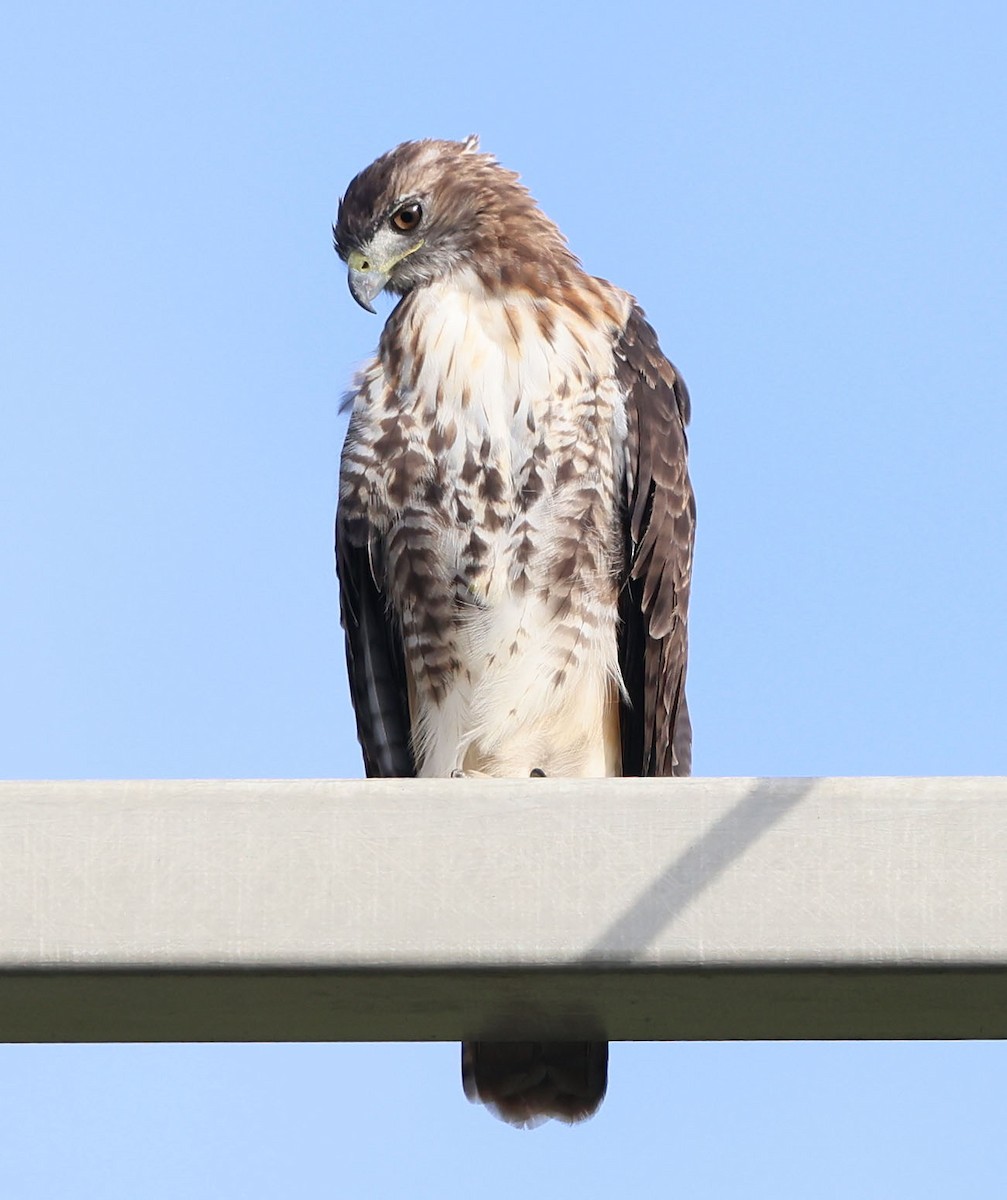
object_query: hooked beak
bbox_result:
[343,234,425,314]
[346,258,388,314]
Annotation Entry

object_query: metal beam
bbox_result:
[1,777,1005,1042]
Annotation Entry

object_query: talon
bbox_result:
[530,768,546,778]
[451,769,465,778]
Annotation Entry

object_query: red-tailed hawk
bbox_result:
[333,137,695,1127]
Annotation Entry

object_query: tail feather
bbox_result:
[462,1041,608,1128]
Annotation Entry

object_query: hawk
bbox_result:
[333,137,695,1127]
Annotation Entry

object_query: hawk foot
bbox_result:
[450,768,548,778]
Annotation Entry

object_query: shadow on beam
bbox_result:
[582,777,818,961]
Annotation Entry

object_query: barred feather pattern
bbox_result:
[338,268,631,778]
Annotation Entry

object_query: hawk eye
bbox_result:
[391,202,422,233]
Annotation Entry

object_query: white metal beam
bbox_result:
[1,777,1005,1041]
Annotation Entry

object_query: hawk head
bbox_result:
[333,137,574,312]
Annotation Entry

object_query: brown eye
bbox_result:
[391,202,422,232]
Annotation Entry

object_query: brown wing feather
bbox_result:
[335,518,417,779]
[616,305,696,777]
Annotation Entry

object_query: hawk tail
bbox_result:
[462,1040,608,1128]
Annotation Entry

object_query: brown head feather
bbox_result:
[334,138,580,297]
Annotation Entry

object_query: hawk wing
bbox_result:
[335,529,416,777]
[615,305,695,778]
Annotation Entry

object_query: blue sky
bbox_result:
[2,0,1006,1195]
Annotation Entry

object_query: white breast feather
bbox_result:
[359,270,629,777]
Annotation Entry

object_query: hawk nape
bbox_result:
[333,137,695,1127]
